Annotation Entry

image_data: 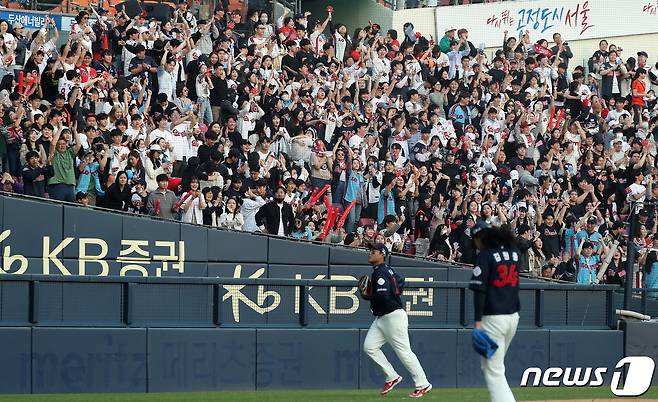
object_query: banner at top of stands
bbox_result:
[0,9,94,32]
[430,0,658,49]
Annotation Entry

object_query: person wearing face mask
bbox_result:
[255,186,296,236]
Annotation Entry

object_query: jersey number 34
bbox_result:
[493,264,519,287]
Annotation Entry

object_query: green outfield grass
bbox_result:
[1,387,657,402]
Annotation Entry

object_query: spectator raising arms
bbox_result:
[1,6,658,292]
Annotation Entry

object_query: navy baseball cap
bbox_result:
[369,243,389,256]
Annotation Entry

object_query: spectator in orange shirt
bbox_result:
[631,68,648,124]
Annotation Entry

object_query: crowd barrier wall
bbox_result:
[0,195,467,277]
[0,275,621,329]
[0,193,631,329]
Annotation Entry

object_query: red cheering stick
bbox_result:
[328,207,340,229]
[318,209,334,240]
[554,109,565,130]
[307,184,330,206]
[324,194,331,211]
[307,187,319,203]
[18,71,24,94]
[336,200,356,229]
[174,190,194,210]
[318,183,330,198]
[319,207,340,240]
[103,34,109,50]
[23,76,36,96]
[155,198,161,215]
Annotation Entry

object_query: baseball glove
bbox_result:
[472,329,499,359]
[358,275,372,299]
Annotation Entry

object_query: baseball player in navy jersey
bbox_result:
[469,223,521,402]
[359,243,432,398]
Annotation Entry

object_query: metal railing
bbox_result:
[0,274,622,329]
[615,288,658,318]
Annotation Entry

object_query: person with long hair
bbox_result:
[125,150,146,187]
[144,144,169,192]
[218,197,244,230]
[428,223,452,260]
[267,114,291,156]
[528,236,547,277]
[19,129,47,166]
[201,188,222,226]
[0,35,15,85]
[180,177,207,224]
[343,158,365,234]
[103,88,126,115]
[196,63,214,124]
[331,145,351,203]
[105,171,132,211]
[631,68,648,125]
[604,247,626,286]
[291,216,313,240]
[642,244,658,297]
[469,223,520,402]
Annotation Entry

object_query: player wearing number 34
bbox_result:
[469,222,521,402]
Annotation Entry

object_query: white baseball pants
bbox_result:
[480,312,520,402]
[363,308,430,388]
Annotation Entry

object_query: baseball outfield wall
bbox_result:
[0,194,655,394]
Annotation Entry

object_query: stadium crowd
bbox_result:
[1,2,658,290]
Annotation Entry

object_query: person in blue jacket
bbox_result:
[575,216,603,255]
[576,241,600,284]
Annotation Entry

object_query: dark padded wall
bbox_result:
[148,328,256,391]
[31,328,147,393]
[256,329,361,389]
[0,280,30,324]
[1,327,625,394]
[0,327,31,393]
[624,322,658,385]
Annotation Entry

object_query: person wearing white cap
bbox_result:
[12,22,29,73]
[609,133,629,170]
[439,26,457,53]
